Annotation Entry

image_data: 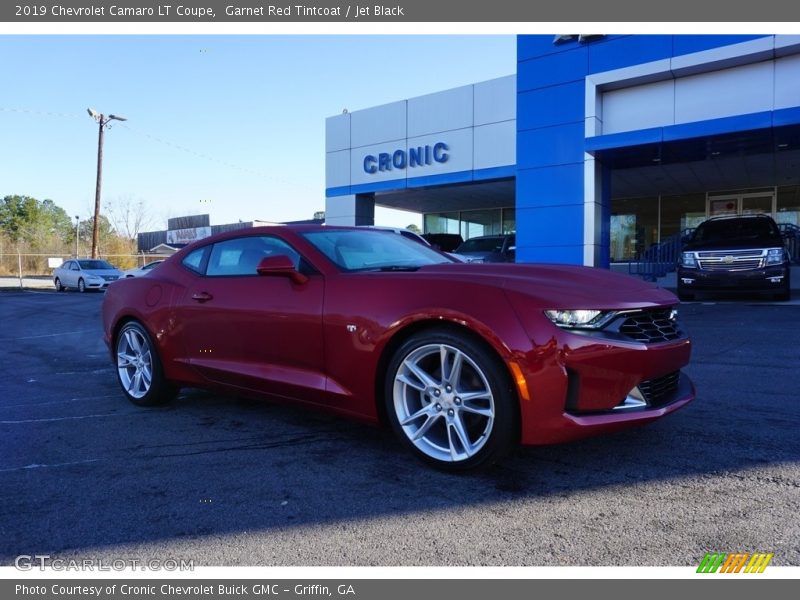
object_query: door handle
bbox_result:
[191,292,213,303]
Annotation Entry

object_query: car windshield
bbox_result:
[693,218,781,244]
[302,230,452,272]
[457,237,505,253]
[78,260,115,270]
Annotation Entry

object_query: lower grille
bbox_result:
[638,371,680,407]
[619,309,682,344]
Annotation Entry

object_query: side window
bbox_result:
[206,236,301,277]
[182,247,208,274]
[71,262,80,271]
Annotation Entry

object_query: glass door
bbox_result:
[707,191,776,218]
[740,193,774,215]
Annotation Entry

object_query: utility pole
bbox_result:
[87,108,127,259]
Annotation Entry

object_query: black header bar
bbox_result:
[2,0,800,22]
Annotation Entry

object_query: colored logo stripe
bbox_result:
[697,553,773,573]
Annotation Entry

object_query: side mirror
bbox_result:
[256,255,308,285]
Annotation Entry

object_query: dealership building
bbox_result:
[325,34,800,267]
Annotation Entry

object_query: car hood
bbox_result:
[84,269,122,277]
[420,263,676,308]
[683,238,783,251]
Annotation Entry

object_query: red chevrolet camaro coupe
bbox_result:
[102,226,694,471]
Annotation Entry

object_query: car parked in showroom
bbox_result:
[123,260,164,278]
[677,214,791,301]
[54,259,122,292]
[454,234,516,263]
[102,226,694,471]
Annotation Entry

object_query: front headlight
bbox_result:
[766,248,785,265]
[544,309,614,329]
[681,251,697,268]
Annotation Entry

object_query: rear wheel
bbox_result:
[54,278,64,292]
[115,321,178,407]
[385,329,517,472]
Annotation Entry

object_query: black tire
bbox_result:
[77,278,86,293]
[676,284,694,302]
[774,284,791,302]
[384,328,518,472]
[54,278,64,292]
[115,321,178,407]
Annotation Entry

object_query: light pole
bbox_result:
[74,215,80,258]
[87,108,127,259]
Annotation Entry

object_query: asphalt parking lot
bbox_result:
[0,289,798,566]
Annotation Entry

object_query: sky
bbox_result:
[0,35,516,231]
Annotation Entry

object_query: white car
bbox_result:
[53,259,123,292]
[122,260,164,278]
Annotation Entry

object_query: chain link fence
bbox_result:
[0,253,172,288]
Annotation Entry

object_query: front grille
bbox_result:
[101,275,119,281]
[696,249,764,271]
[638,371,680,407]
[619,308,682,344]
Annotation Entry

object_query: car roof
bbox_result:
[703,214,776,223]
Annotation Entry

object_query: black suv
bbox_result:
[677,214,790,301]
[454,234,516,263]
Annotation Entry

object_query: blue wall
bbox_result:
[515,34,769,266]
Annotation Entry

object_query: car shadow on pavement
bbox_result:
[1,295,798,564]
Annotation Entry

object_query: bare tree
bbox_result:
[104,195,157,241]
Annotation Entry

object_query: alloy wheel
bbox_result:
[392,343,495,463]
[116,327,153,399]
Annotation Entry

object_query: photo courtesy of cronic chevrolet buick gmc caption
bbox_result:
[102,225,694,472]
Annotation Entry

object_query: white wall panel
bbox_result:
[474,121,515,170]
[325,114,350,152]
[325,194,357,226]
[408,86,473,138]
[350,101,406,148]
[350,141,408,186]
[474,75,516,126]
[406,128,473,177]
[775,54,800,110]
[674,61,773,124]
[602,79,675,134]
[325,150,350,189]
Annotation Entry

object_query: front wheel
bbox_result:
[775,271,791,301]
[115,321,178,407]
[385,329,518,472]
[676,283,694,302]
[77,278,86,293]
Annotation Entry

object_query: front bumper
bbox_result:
[677,265,788,292]
[515,325,694,446]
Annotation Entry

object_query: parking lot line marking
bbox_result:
[0,413,130,424]
[0,329,99,341]
[0,459,103,473]
[0,395,119,409]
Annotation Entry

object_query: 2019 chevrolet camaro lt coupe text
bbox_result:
[102,226,694,471]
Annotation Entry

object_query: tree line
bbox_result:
[0,194,151,275]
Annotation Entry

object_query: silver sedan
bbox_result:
[53,259,123,292]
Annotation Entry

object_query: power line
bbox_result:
[0,107,296,187]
